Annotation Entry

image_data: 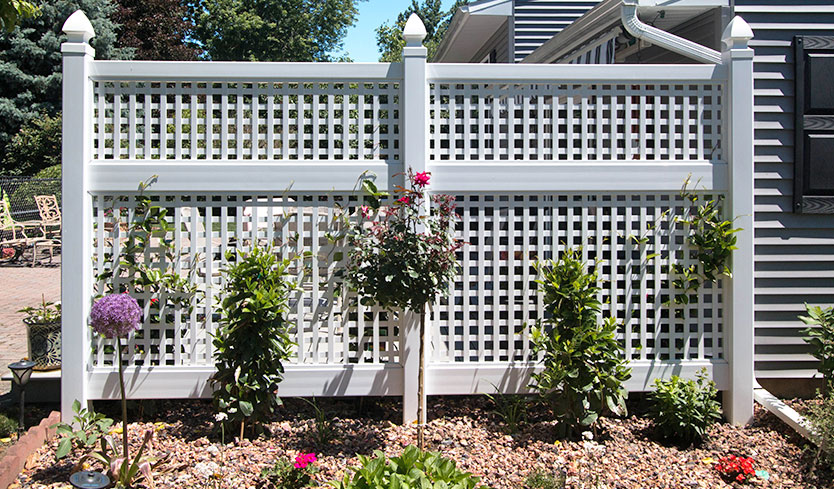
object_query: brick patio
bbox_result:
[0,255,61,395]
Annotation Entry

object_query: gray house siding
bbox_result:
[471,20,511,63]
[732,0,834,379]
[513,0,601,62]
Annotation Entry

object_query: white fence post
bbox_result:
[401,13,428,425]
[61,10,95,422]
[722,16,755,426]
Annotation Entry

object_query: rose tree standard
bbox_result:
[346,170,461,449]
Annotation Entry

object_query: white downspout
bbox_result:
[621,0,722,64]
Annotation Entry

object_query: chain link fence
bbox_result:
[0,176,62,223]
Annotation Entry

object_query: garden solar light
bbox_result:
[8,359,35,435]
[69,470,110,489]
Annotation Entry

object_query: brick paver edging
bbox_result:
[0,411,60,489]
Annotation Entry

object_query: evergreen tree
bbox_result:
[3,113,61,176]
[0,0,133,173]
[114,0,198,60]
[375,0,467,62]
[186,0,361,61]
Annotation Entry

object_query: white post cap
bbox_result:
[721,16,754,50]
[403,13,427,47]
[62,10,96,43]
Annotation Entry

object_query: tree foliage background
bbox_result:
[0,0,132,174]
[0,0,39,32]
[114,0,198,60]
[375,0,468,62]
[186,0,361,61]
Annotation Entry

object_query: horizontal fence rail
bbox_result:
[61,12,756,425]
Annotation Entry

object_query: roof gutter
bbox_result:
[621,0,722,64]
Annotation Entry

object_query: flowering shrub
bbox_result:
[259,453,319,489]
[89,293,141,339]
[346,169,461,312]
[1,247,14,259]
[345,169,461,447]
[714,455,756,483]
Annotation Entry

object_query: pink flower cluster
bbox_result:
[89,293,142,339]
[294,452,317,469]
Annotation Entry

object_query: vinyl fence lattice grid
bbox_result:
[432,192,724,364]
[92,81,400,161]
[91,193,401,368]
[91,191,724,370]
[428,82,723,161]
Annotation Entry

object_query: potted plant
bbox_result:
[18,296,61,370]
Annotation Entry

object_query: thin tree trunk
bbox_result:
[417,307,426,450]
[117,336,129,462]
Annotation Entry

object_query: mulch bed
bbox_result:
[9,396,834,489]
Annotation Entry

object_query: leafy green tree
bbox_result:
[3,113,61,176]
[187,0,361,61]
[0,0,39,32]
[113,0,198,60]
[375,0,467,62]
[0,0,133,172]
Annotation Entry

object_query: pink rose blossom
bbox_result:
[413,171,430,187]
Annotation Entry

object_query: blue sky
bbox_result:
[340,0,458,62]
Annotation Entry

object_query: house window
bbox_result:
[794,36,834,213]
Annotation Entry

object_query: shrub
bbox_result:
[3,113,62,176]
[0,413,17,437]
[331,445,487,489]
[648,368,722,444]
[259,453,319,489]
[806,392,834,468]
[530,247,631,439]
[801,304,834,391]
[524,469,565,489]
[211,247,296,437]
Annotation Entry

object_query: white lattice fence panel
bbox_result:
[428,83,723,162]
[431,193,725,364]
[90,192,401,369]
[92,81,400,161]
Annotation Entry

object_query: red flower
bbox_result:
[413,171,430,187]
[397,196,410,205]
[150,298,159,305]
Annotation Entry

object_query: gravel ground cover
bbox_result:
[9,396,834,489]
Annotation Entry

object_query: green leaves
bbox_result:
[801,304,834,391]
[529,248,631,439]
[648,368,722,445]
[331,446,489,489]
[211,246,296,434]
[51,400,115,460]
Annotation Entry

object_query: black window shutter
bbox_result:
[794,36,834,213]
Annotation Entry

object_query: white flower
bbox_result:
[215,412,228,422]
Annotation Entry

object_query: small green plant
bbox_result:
[211,246,296,439]
[530,247,631,439]
[330,445,488,489]
[302,397,336,446]
[75,428,158,488]
[806,392,834,469]
[801,304,834,391]
[668,177,739,308]
[52,400,115,459]
[18,295,60,324]
[524,469,565,489]
[0,413,17,438]
[259,453,318,489]
[648,368,722,445]
[483,385,527,434]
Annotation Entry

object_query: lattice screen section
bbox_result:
[431,193,725,363]
[92,81,400,161]
[428,83,723,162]
[90,193,400,368]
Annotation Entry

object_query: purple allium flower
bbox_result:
[90,293,142,338]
